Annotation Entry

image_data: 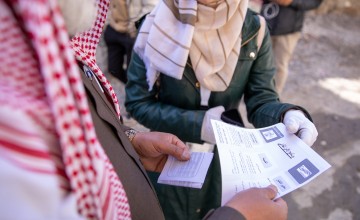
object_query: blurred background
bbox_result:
[96,0,360,219]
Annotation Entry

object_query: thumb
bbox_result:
[161,136,191,161]
[283,116,300,134]
[264,185,278,200]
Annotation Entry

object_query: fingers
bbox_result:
[273,197,288,208]
[159,135,190,161]
[171,135,191,160]
[283,116,300,134]
[297,125,318,146]
[167,145,190,161]
[283,110,318,146]
[264,185,288,217]
[283,110,305,134]
[178,146,191,160]
[225,185,288,220]
[264,184,278,200]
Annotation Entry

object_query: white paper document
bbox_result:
[211,120,331,205]
[158,152,214,188]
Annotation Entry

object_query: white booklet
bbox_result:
[157,151,214,189]
[211,120,331,205]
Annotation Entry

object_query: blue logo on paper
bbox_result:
[288,159,319,184]
[259,126,284,143]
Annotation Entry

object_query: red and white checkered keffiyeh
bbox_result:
[70,0,121,116]
[0,0,130,219]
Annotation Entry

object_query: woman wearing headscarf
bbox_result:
[125,0,317,219]
[0,0,287,219]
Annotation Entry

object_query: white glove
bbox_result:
[201,106,225,144]
[283,110,318,147]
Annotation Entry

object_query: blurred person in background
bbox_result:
[0,0,288,219]
[261,0,323,94]
[104,0,158,84]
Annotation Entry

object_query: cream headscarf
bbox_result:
[134,0,248,104]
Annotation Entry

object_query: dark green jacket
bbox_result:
[125,10,309,143]
[125,9,309,220]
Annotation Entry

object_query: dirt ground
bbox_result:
[279,12,360,220]
[97,10,360,220]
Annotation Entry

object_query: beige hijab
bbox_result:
[134,0,248,102]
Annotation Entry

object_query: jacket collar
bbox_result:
[241,9,261,46]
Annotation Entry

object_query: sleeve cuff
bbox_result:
[280,105,313,123]
[203,206,245,220]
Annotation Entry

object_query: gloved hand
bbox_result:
[201,106,225,144]
[283,110,318,147]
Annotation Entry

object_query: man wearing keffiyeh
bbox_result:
[0,0,188,219]
[0,0,287,219]
[125,0,317,219]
